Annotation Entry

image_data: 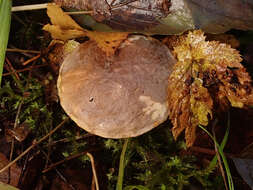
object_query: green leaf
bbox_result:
[0,0,12,85]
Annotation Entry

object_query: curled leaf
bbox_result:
[168,30,253,147]
[43,4,129,56]
[85,31,129,56]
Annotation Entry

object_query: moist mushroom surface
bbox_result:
[57,35,176,138]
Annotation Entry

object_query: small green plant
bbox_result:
[104,122,223,190]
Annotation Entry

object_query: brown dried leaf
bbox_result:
[44,4,129,56]
[86,31,129,56]
[43,4,86,40]
[0,153,21,186]
[168,30,253,147]
[43,25,86,41]
[47,3,83,30]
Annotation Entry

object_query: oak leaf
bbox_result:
[168,30,253,147]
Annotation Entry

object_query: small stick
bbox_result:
[10,99,24,161]
[42,150,90,173]
[40,148,76,190]
[11,3,48,12]
[0,118,68,174]
[5,57,20,80]
[22,54,41,66]
[7,48,40,54]
[7,99,22,184]
[11,3,93,15]
[47,133,93,146]
[2,64,48,76]
[87,152,99,190]
[212,124,228,190]
[67,11,93,15]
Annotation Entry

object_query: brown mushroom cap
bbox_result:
[57,35,176,138]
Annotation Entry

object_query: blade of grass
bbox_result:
[117,138,129,190]
[198,115,234,190]
[212,121,228,190]
[207,115,230,171]
[0,0,12,85]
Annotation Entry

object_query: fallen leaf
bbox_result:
[86,31,128,56]
[6,122,30,142]
[43,4,86,40]
[43,4,129,56]
[168,30,253,147]
[0,153,21,186]
[46,3,83,30]
[43,25,86,41]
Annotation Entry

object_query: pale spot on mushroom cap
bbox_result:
[139,95,167,121]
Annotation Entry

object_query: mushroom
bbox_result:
[57,35,176,138]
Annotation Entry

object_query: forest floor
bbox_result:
[1,0,253,190]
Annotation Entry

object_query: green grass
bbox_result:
[199,114,234,190]
[0,0,12,85]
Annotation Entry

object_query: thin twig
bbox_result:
[9,99,24,162]
[11,3,93,15]
[12,14,27,26]
[42,150,90,173]
[7,48,40,54]
[190,146,234,158]
[5,57,20,80]
[22,54,41,66]
[11,4,48,12]
[39,148,76,190]
[45,123,53,168]
[47,133,94,147]
[91,177,95,190]
[2,64,48,76]
[87,152,99,190]
[0,118,68,174]
[8,45,34,58]
[66,11,93,15]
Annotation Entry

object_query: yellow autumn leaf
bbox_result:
[43,3,86,40]
[86,31,129,56]
[168,30,253,147]
[43,4,129,56]
[43,25,86,41]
